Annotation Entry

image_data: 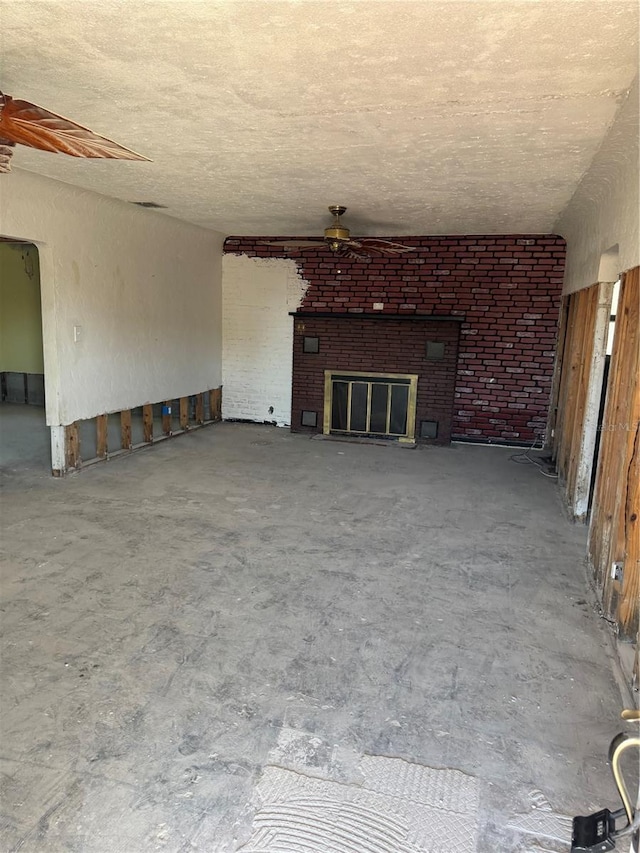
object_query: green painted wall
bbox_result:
[0,243,44,373]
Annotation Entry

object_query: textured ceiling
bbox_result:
[1,0,638,237]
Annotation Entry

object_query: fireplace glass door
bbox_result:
[324,371,417,442]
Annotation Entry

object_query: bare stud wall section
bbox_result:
[54,386,222,476]
[588,267,639,646]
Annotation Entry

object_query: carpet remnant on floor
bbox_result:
[238,731,479,852]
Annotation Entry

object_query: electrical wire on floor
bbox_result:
[509,435,558,478]
[594,599,620,634]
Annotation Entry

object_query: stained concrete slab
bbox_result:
[0,423,633,851]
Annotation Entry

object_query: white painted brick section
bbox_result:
[222,255,308,426]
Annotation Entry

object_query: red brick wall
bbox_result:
[224,235,566,442]
[292,316,460,443]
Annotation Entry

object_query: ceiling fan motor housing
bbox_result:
[324,205,350,244]
[257,204,413,259]
[324,225,351,242]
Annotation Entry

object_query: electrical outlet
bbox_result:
[73,324,82,343]
[611,561,624,582]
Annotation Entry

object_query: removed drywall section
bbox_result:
[553,282,614,520]
[556,76,639,294]
[54,387,222,475]
[0,243,43,374]
[0,169,224,426]
[589,267,639,646]
[222,254,308,426]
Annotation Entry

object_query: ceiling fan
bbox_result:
[259,206,415,261]
[0,91,150,173]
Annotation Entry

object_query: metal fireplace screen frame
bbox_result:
[323,370,418,443]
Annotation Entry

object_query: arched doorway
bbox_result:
[0,239,49,472]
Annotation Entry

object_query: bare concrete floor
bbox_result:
[0,403,50,473]
[0,423,632,851]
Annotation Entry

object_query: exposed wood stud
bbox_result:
[143,404,153,443]
[96,414,108,458]
[553,292,580,464]
[65,422,80,469]
[549,298,571,457]
[565,285,598,503]
[556,270,639,651]
[180,397,189,430]
[121,410,132,449]
[54,389,221,476]
[618,417,639,639]
[557,286,593,486]
[210,387,222,421]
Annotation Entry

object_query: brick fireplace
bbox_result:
[223,234,566,443]
[291,313,461,444]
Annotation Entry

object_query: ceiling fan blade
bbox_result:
[359,239,415,255]
[0,92,150,161]
[344,249,372,262]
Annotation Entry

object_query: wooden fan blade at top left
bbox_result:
[0,92,150,160]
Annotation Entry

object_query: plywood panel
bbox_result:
[589,267,639,642]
